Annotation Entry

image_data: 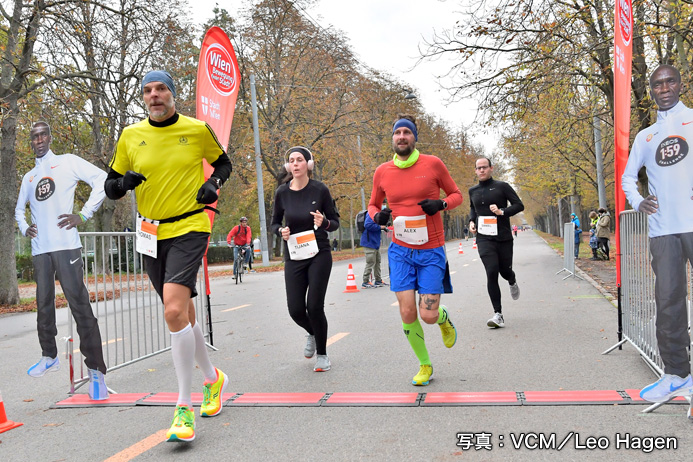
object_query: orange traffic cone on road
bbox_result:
[458,243,464,255]
[0,391,23,434]
[343,263,360,293]
[472,240,477,250]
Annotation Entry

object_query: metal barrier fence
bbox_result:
[64,232,213,394]
[557,222,581,280]
[602,211,692,414]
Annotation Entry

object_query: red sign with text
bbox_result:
[196,27,241,294]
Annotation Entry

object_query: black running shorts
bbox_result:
[143,232,210,299]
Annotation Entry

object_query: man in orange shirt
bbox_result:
[367,114,463,386]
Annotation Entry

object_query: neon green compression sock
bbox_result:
[402,319,430,366]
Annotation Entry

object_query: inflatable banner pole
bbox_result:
[196,27,241,343]
[613,0,633,344]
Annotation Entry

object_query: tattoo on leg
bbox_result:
[421,295,438,311]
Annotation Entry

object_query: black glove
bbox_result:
[374,207,392,225]
[196,179,219,204]
[120,171,147,191]
[417,199,445,216]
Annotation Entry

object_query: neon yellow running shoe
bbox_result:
[439,308,457,348]
[201,367,228,417]
[166,405,195,442]
[412,364,433,386]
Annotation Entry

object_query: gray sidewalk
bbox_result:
[0,231,690,461]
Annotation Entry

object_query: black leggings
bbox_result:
[477,239,516,313]
[284,249,332,355]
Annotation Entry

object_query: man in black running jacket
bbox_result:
[468,157,524,329]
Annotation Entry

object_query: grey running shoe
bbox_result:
[510,282,520,300]
[314,354,331,372]
[304,334,316,358]
[487,312,505,328]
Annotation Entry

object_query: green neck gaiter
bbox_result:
[393,148,420,169]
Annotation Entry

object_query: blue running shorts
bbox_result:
[388,242,449,294]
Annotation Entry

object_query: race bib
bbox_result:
[288,230,319,260]
[393,215,428,245]
[478,216,498,236]
[136,215,159,258]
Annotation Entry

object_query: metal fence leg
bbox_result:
[601,338,628,355]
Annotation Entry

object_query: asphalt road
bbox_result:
[0,231,691,461]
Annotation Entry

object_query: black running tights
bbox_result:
[284,249,332,355]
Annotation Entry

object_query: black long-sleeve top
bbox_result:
[469,178,524,242]
[271,179,340,259]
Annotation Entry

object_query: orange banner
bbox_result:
[196,26,241,294]
[613,0,633,286]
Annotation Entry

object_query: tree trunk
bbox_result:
[0,98,21,305]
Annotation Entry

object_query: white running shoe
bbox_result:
[487,313,505,328]
[640,374,693,403]
[88,369,109,400]
[27,356,60,377]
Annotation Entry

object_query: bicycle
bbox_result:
[233,245,249,284]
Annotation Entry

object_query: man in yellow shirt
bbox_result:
[105,70,232,442]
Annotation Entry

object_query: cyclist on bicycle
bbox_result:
[227,217,252,271]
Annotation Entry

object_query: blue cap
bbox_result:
[141,70,176,98]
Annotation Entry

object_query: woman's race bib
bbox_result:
[288,230,319,260]
[136,215,159,258]
[393,215,429,245]
[478,216,498,236]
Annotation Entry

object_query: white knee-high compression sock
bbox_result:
[192,321,217,382]
[170,323,195,406]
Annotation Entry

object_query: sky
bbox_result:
[191,0,498,154]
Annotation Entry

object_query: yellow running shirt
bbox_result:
[110,114,224,240]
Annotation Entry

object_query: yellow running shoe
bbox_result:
[166,405,195,442]
[412,364,433,386]
[439,308,457,348]
[201,367,228,417]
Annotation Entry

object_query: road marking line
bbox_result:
[463,264,470,267]
[450,271,457,275]
[327,332,349,346]
[102,428,167,462]
[222,304,251,312]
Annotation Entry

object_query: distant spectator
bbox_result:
[360,212,386,288]
[596,208,610,260]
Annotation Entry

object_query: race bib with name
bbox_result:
[394,215,429,245]
[288,230,319,260]
[478,216,498,236]
[136,215,159,258]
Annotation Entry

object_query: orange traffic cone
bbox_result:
[458,243,464,255]
[472,240,477,250]
[0,391,23,434]
[343,263,360,293]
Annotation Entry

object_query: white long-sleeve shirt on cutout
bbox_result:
[622,101,693,238]
[15,150,107,255]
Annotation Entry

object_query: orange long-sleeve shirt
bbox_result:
[367,154,463,249]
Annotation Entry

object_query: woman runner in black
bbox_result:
[271,146,339,372]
